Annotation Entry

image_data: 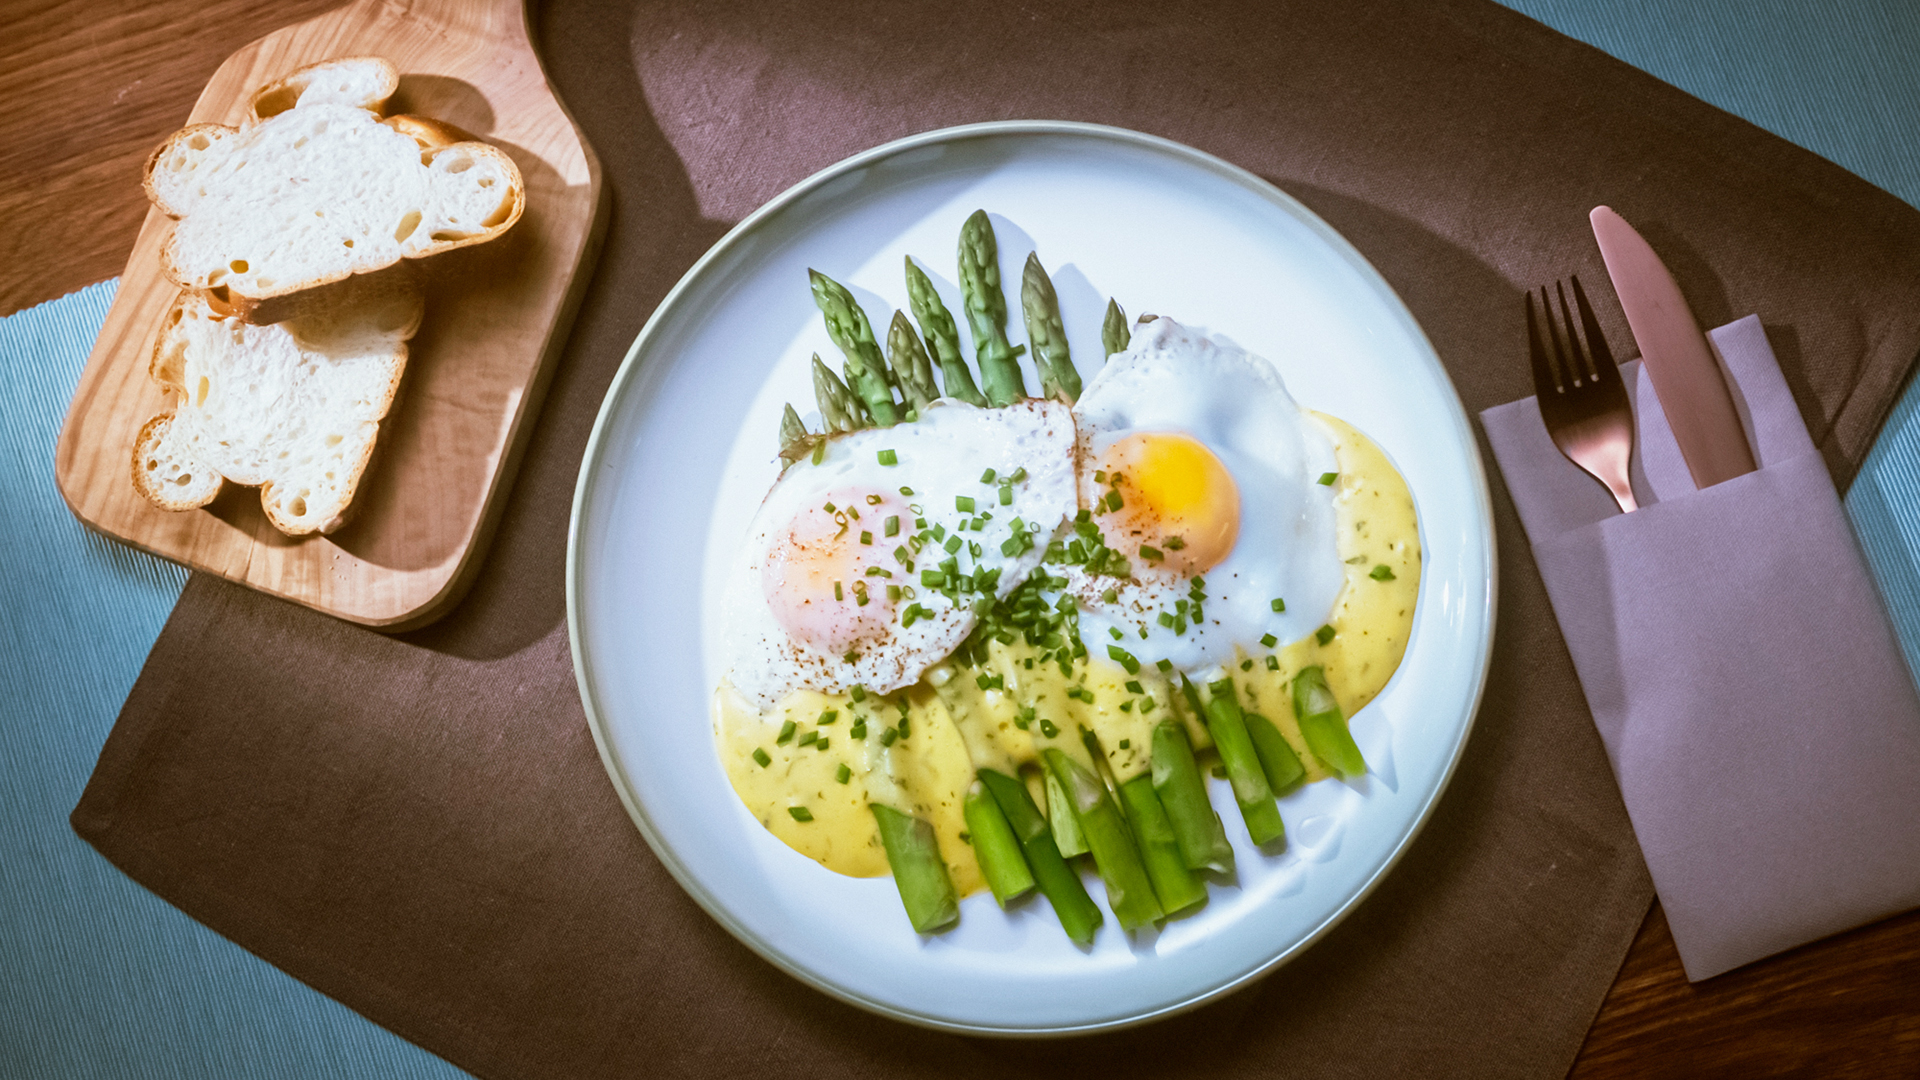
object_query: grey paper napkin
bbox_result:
[1481,315,1920,981]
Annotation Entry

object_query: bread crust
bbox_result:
[142,56,523,324]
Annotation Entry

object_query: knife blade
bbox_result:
[1590,206,1756,488]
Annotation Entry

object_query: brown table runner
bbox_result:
[73,1,1920,1077]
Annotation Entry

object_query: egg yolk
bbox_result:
[762,488,908,655]
[1097,432,1240,574]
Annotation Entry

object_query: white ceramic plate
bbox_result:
[568,122,1495,1035]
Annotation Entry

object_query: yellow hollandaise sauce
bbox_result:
[714,415,1419,894]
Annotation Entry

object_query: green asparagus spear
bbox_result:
[1044,748,1164,930]
[964,780,1035,906]
[904,256,987,407]
[1294,665,1367,777]
[870,804,960,933]
[1118,774,1208,917]
[957,210,1027,406]
[1021,252,1080,403]
[886,310,940,416]
[1150,720,1234,874]
[809,269,901,426]
[1186,676,1285,846]
[1102,298,1130,357]
[811,354,871,432]
[979,768,1101,944]
[778,402,807,449]
[1044,766,1089,857]
[1245,712,1306,794]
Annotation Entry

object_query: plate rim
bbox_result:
[566,119,1499,1036]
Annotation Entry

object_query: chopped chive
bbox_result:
[823,502,837,513]
[879,728,899,746]
[899,486,914,496]
[1108,627,1123,640]
[865,566,891,578]
[1240,659,1253,671]
[1271,597,1287,612]
[1141,698,1157,713]
[850,685,866,702]
[1094,470,1107,483]
[1346,555,1367,564]
[1010,467,1027,483]
[844,650,860,663]
[878,449,898,466]
[956,495,976,512]
[850,722,867,739]
[980,468,997,484]
[859,530,873,545]
[867,494,882,505]
[836,763,852,783]
[777,720,797,744]
[999,485,1013,506]
[1267,655,1281,671]
[1107,645,1141,674]
[1125,680,1144,694]
[815,738,829,751]
[1164,536,1186,550]
[944,535,962,555]
[1261,633,1278,648]
[811,442,826,465]
[1316,625,1336,645]
[833,581,843,601]
[1158,612,1176,629]
[922,570,946,587]
[848,506,860,520]
[1121,701,1134,712]
[885,516,900,537]
[886,585,901,601]
[752,748,772,767]
[1102,588,1118,604]
[819,709,838,725]
[1370,564,1396,581]
[1119,738,1131,749]
[798,729,818,746]
[1105,490,1125,511]
[1157,658,1173,672]
[855,590,870,607]
[1039,719,1060,738]
[1139,544,1163,561]
[1317,472,1338,485]
[788,806,815,822]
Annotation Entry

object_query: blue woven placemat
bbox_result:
[0,282,465,1079]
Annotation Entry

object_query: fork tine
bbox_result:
[1526,290,1560,395]
[1571,275,1618,383]
[1554,280,1595,385]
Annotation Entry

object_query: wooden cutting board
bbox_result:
[54,0,603,630]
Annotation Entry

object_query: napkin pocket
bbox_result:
[1533,448,1920,980]
[1483,316,1920,981]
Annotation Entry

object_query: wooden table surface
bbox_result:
[5,1,1916,1076]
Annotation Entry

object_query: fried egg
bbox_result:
[1063,316,1345,673]
[723,398,1078,709]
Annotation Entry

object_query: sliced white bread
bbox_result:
[144,56,524,323]
[132,277,426,535]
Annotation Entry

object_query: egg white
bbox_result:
[1064,317,1345,673]
[722,398,1078,709]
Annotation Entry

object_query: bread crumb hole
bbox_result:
[288,496,307,517]
[146,459,159,471]
[445,156,473,174]
[343,239,354,248]
[429,230,466,242]
[312,119,328,136]
[254,85,299,118]
[195,377,210,407]
[393,210,422,242]
[325,434,343,447]
[188,133,210,151]
[294,137,308,149]
[173,474,193,486]
[230,260,249,273]
[479,178,494,188]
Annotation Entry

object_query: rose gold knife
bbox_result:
[1590,206,1757,487]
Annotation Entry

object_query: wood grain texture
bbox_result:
[6,0,1918,1073]
[47,0,604,629]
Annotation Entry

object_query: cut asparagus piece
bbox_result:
[964,779,1035,906]
[1188,676,1285,846]
[957,210,1027,406]
[1020,252,1080,402]
[811,354,871,433]
[885,310,940,415]
[1245,711,1307,794]
[1294,665,1366,777]
[979,768,1102,944]
[1150,719,1234,874]
[809,269,900,426]
[1043,748,1164,930]
[1102,298,1129,357]
[870,804,960,933]
[1044,765,1088,858]
[1118,774,1208,917]
[904,256,986,407]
